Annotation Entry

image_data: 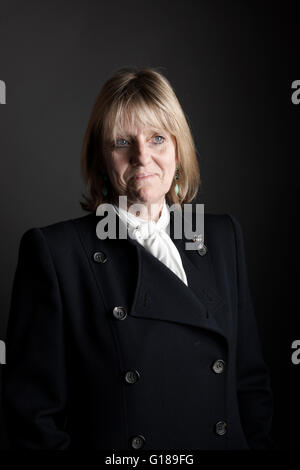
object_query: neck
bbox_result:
[116,196,165,222]
[130,201,164,222]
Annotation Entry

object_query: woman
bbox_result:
[3,67,273,450]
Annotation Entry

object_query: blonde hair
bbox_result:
[80,67,201,212]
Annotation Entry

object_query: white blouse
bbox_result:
[112,199,188,286]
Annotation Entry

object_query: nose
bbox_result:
[130,139,152,166]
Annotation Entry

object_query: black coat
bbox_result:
[2,209,273,450]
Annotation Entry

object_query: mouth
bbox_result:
[134,173,156,180]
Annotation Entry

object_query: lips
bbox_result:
[134,173,156,180]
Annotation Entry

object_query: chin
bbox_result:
[126,185,166,206]
[137,190,159,202]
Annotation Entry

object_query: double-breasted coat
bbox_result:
[2,208,273,450]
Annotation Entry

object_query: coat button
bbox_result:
[198,244,207,256]
[212,359,225,374]
[93,251,107,263]
[112,306,127,320]
[131,435,146,449]
[124,370,140,384]
[215,420,227,436]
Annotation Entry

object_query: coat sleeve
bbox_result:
[227,214,274,450]
[2,228,70,449]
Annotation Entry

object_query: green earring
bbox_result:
[102,174,108,197]
[174,165,179,195]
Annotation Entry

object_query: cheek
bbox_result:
[162,153,176,178]
[109,158,127,180]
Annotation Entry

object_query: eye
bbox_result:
[153,135,165,144]
[115,138,129,147]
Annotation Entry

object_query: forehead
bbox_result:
[109,103,172,137]
[114,110,166,132]
[116,125,167,137]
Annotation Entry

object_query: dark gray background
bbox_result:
[0,0,298,450]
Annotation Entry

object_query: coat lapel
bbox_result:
[130,245,228,343]
[81,208,228,344]
[169,212,229,342]
[124,209,228,344]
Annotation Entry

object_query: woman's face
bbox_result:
[103,124,177,208]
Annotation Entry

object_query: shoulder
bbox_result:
[204,212,243,242]
[18,212,96,253]
[202,212,248,270]
[185,204,244,243]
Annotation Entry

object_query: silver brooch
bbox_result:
[193,234,207,256]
